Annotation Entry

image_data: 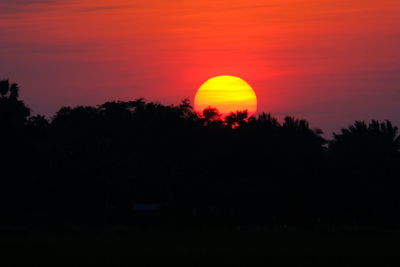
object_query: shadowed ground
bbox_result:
[1,227,398,265]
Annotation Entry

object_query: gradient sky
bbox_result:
[1,0,399,136]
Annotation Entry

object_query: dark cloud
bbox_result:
[0,1,137,14]
[0,0,65,14]
[0,0,42,3]
[0,0,58,5]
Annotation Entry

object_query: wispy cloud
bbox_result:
[0,0,399,134]
[0,0,65,14]
[80,4,133,12]
[0,0,147,15]
[0,0,56,4]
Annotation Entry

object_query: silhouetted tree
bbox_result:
[2,79,400,228]
[225,110,249,129]
[0,80,30,129]
[200,107,223,128]
[330,120,400,160]
[328,120,400,225]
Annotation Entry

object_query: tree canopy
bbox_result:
[1,79,400,228]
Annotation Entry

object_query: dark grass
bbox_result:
[1,227,399,265]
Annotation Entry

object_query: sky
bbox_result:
[0,0,399,136]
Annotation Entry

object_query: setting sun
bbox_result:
[194,75,257,116]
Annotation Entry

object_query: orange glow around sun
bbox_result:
[194,75,257,116]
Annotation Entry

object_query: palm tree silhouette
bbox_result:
[201,107,223,127]
[225,110,249,129]
[0,79,30,129]
[330,120,400,159]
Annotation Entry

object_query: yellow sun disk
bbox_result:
[194,76,257,116]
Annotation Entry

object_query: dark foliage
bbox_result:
[1,79,400,228]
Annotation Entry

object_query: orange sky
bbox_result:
[0,0,399,136]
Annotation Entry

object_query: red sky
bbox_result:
[1,0,399,136]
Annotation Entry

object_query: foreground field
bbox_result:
[0,227,399,265]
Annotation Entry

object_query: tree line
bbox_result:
[1,79,400,228]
